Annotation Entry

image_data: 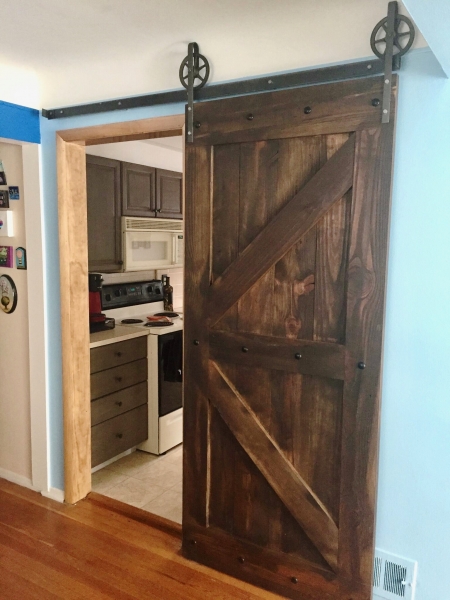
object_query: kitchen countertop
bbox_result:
[89,325,149,349]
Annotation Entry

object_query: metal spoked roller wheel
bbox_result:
[179,53,210,90]
[370,13,415,59]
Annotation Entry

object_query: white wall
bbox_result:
[0,0,425,108]
[87,139,182,172]
[0,142,32,484]
[0,62,40,109]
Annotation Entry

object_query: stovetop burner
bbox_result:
[154,312,179,318]
[144,321,174,328]
[121,318,145,324]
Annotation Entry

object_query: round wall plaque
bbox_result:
[0,274,18,314]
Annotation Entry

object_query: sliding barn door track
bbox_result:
[42,1,414,134]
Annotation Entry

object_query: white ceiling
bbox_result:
[1,0,426,107]
[143,137,183,152]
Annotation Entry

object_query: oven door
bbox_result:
[123,230,175,271]
[158,330,183,416]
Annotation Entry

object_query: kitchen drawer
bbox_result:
[91,358,147,400]
[91,381,147,427]
[90,336,147,374]
[92,404,148,468]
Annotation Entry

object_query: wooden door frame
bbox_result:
[57,114,184,504]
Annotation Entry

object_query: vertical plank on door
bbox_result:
[339,125,395,585]
[183,144,212,529]
[209,143,240,532]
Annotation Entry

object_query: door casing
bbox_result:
[56,114,184,504]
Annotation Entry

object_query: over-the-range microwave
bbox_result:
[122,216,184,271]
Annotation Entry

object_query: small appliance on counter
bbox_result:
[88,273,115,333]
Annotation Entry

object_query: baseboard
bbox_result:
[41,487,65,503]
[0,467,36,491]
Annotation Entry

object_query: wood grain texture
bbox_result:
[209,362,339,570]
[86,154,122,272]
[156,168,183,219]
[90,336,147,373]
[91,404,148,467]
[192,77,396,145]
[0,480,284,600]
[209,135,355,326]
[210,330,345,380]
[338,124,396,586]
[183,78,396,599]
[57,135,91,505]
[90,381,147,426]
[314,134,352,343]
[90,358,147,400]
[182,144,212,529]
[59,114,184,144]
[121,162,156,217]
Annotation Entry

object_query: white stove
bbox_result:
[101,280,183,455]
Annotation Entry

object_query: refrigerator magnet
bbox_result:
[16,247,27,270]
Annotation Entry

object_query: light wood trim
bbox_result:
[57,113,184,504]
[59,114,185,144]
[85,130,184,147]
[57,135,91,504]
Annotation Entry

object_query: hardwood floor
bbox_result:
[0,479,285,599]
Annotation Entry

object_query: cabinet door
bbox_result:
[156,169,183,219]
[122,162,156,217]
[86,154,122,272]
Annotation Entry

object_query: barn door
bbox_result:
[182,77,396,600]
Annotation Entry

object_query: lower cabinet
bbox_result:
[90,337,148,468]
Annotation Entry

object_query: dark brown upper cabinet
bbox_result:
[156,169,183,219]
[122,162,156,217]
[86,155,122,272]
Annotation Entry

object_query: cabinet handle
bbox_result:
[116,433,123,439]
[156,209,162,213]
[115,401,123,407]
[115,376,122,383]
[115,351,123,357]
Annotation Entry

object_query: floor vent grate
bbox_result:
[373,549,417,600]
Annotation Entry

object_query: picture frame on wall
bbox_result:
[0,160,7,186]
[0,190,9,209]
[16,247,27,270]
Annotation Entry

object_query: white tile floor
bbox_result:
[92,445,182,523]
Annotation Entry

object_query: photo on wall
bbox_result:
[0,161,7,186]
[0,190,9,208]
[0,245,13,268]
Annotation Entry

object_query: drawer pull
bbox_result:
[116,433,123,439]
[115,401,123,407]
[115,351,123,358]
[115,376,123,383]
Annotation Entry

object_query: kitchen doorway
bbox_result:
[57,114,184,506]
[86,134,184,522]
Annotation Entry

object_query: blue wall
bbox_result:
[0,100,40,143]
[40,48,449,599]
[376,48,450,600]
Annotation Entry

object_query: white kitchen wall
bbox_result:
[0,142,32,483]
[87,138,182,172]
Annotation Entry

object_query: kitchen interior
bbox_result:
[87,135,185,523]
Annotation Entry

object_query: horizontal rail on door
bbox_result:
[41,55,400,120]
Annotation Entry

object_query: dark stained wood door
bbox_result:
[121,162,156,217]
[156,168,183,219]
[182,76,397,600]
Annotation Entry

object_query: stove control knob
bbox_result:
[147,286,153,294]
[114,290,121,297]
[105,294,111,302]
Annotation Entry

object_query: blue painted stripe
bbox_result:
[0,100,40,143]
